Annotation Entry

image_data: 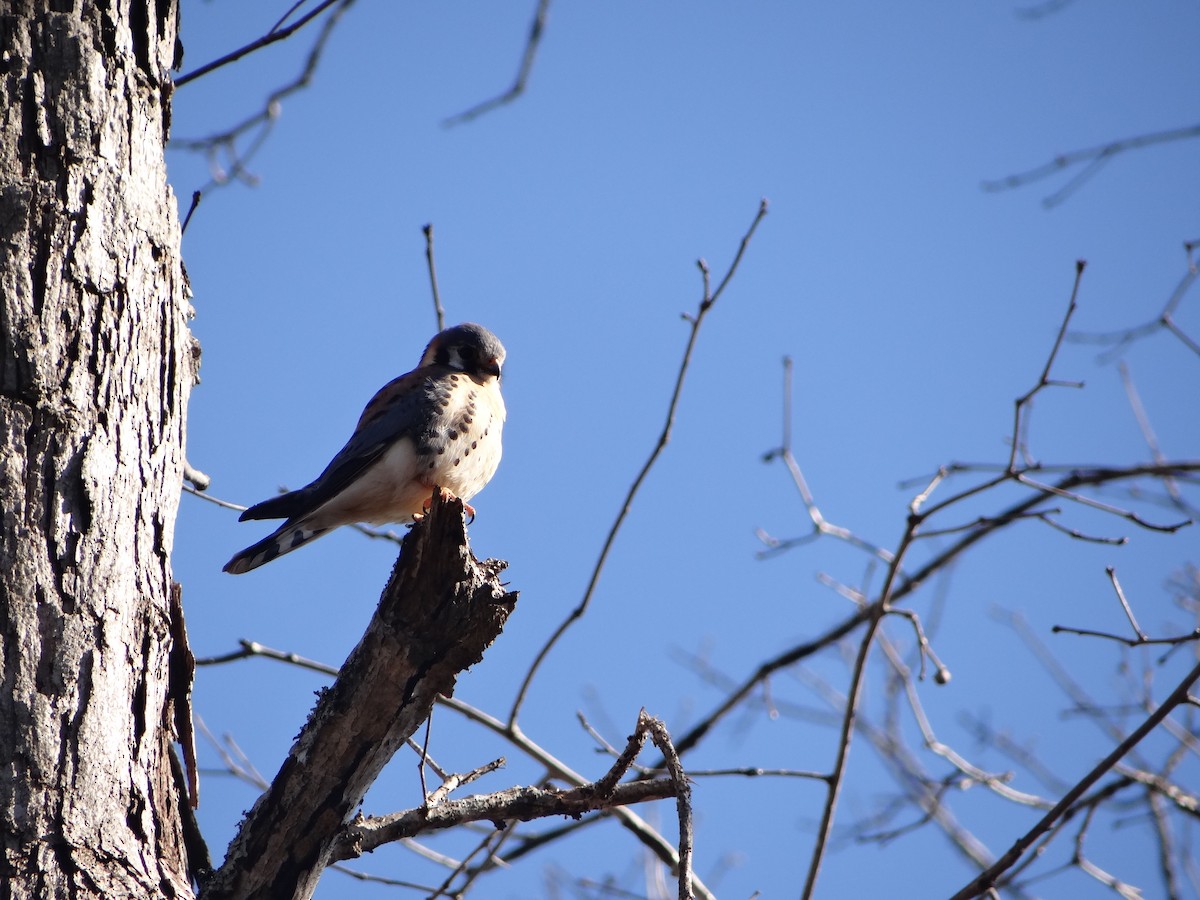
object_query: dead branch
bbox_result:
[332,779,676,861]
[199,491,517,900]
[330,711,695,898]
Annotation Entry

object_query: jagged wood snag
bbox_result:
[0,2,194,898]
[201,492,518,900]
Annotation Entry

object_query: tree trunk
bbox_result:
[0,2,194,898]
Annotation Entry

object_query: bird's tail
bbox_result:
[223,520,331,575]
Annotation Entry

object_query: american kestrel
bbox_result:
[223,322,506,575]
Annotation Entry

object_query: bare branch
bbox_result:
[982,123,1200,208]
[1114,765,1200,819]
[877,631,1049,808]
[174,0,350,88]
[435,697,716,898]
[1068,239,1200,361]
[1109,566,1147,641]
[424,758,506,808]
[195,638,339,676]
[886,606,951,685]
[671,609,870,758]
[423,224,446,332]
[509,199,769,724]
[336,781,672,875]
[1051,623,1200,649]
[949,657,1200,899]
[443,0,552,126]
[641,714,695,900]
[758,356,895,563]
[958,713,1072,796]
[172,1,355,195]
[180,190,202,236]
[1016,471,1192,533]
[1071,801,1142,899]
[1008,260,1085,472]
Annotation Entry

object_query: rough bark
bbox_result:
[201,492,518,900]
[0,2,194,898]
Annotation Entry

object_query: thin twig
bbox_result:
[1051,624,1200,649]
[423,223,446,332]
[677,461,1200,774]
[1068,239,1200,361]
[981,123,1200,208]
[758,356,895,563]
[443,0,552,126]
[1071,801,1142,899]
[175,0,348,87]
[508,199,768,725]
[1120,361,1184,505]
[949,658,1200,899]
[1008,260,1086,472]
[801,522,919,899]
[194,638,339,676]
[1108,566,1147,641]
[173,1,354,195]
[181,190,202,236]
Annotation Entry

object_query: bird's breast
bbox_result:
[416,374,505,502]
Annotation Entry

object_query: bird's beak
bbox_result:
[483,357,502,379]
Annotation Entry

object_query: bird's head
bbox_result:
[421,323,506,382]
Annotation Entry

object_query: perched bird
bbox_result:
[224,323,506,575]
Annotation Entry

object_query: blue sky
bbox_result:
[168,3,1198,897]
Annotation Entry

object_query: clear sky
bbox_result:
[168,2,1198,897]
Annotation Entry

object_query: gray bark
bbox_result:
[0,2,195,898]
[201,493,517,900]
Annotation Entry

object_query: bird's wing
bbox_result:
[243,366,454,524]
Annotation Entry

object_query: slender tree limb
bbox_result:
[175,0,349,88]
[1068,242,1200,362]
[758,356,895,563]
[981,123,1200,208]
[802,522,917,899]
[1008,261,1085,472]
[1114,765,1200,819]
[949,658,1200,899]
[508,199,769,724]
[443,0,552,127]
[173,1,355,196]
[423,223,446,332]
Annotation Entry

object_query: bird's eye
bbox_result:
[458,345,477,360]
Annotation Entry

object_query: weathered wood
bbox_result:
[201,492,517,900]
[0,2,194,898]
